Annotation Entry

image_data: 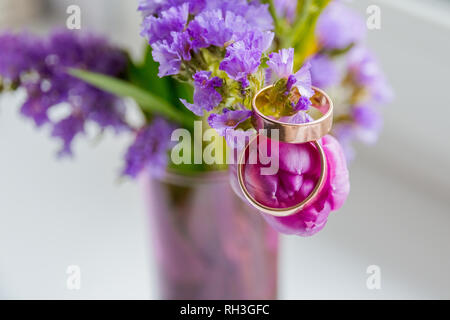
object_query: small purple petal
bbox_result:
[140,3,189,44]
[274,0,297,22]
[309,54,339,88]
[278,112,313,124]
[1,30,129,157]
[181,71,223,116]
[207,107,252,136]
[348,46,393,104]
[219,41,262,85]
[293,96,312,112]
[286,74,297,94]
[316,2,366,50]
[267,48,294,80]
[123,118,174,178]
[51,114,85,157]
[293,61,315,98]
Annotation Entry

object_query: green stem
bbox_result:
[69,68,194,130]
[283,0,313,48]
[262,0,281,34]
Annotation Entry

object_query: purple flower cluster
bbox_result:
[219,32,273,88]
[348,46,393,105]
[139,0,274,105]
[263,48,315,124]
[206,47,315,140]
[309,54,339,89]
[334,104,383,160]
[123,118,175,178]
[316,2,366,50]
[0,30,128,156]
[0,32,44,81]
[332,46,393,161]
[274,0,297,23]
[181,71,223,116]
[207,107,252,135]
[139,0,276,144]
[267,48,314,99]
[304,2,393,161]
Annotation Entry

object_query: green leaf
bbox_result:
[284,0,330,50]
[69,68,194,129]
[128,46,173,102]
[170,78,194,110]
[261,0,281,34]
[127,46,196,117]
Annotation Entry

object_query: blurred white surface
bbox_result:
[1,0,450,299]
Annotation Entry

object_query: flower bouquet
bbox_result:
[0,0,391,299]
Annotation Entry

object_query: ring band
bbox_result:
[237,135,328,217]
[252,86,333,143]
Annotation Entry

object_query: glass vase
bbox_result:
[141,171,279,300]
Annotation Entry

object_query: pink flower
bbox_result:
[241,135,350,237]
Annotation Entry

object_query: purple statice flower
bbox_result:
[347,46,380,85]
[266,49,314,98]
[204,0,273,32]
[219,29,274,88]
[138,0,206,17]
[292,61,315,98]
[188,8,273,50]
[240,2,273,32]
[293,96,312,112]
[208,106,254,150]
[137,0,168,16]
[142,4,193,77]
[285,75,297,94]
[274,0,297,22]
[45,31,128,130]
[152,39,182,78]
[207,107,252,136]
[316,2,366,50]
[333,105,384,162]
[181,71,223,116]
[0,32,45,81]
[123,118,175,178]
[243,30,274,53]
[152,31,192,77]
[352,105,382,131]
[348,46,393,104]
[219,41,262,88]
[188,10,247,49]
[19,81,58,126]
[333,102,384,161]
[267,48,294,79]
[278,111,313,124]
[140,3,189,44]
[139,1,273,79]
[51,113,85,157]
[309,54,339,89]
[0,30,129,156]
[333,123,356,162]
[351,104,383,144]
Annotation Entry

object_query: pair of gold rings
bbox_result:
[237,85,334,217]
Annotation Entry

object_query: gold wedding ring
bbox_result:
[236,86,333,217]
[251,86,334,143]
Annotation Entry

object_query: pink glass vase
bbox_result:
[141,171,279,300]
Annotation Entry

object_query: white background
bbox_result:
[0,0,450,299]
